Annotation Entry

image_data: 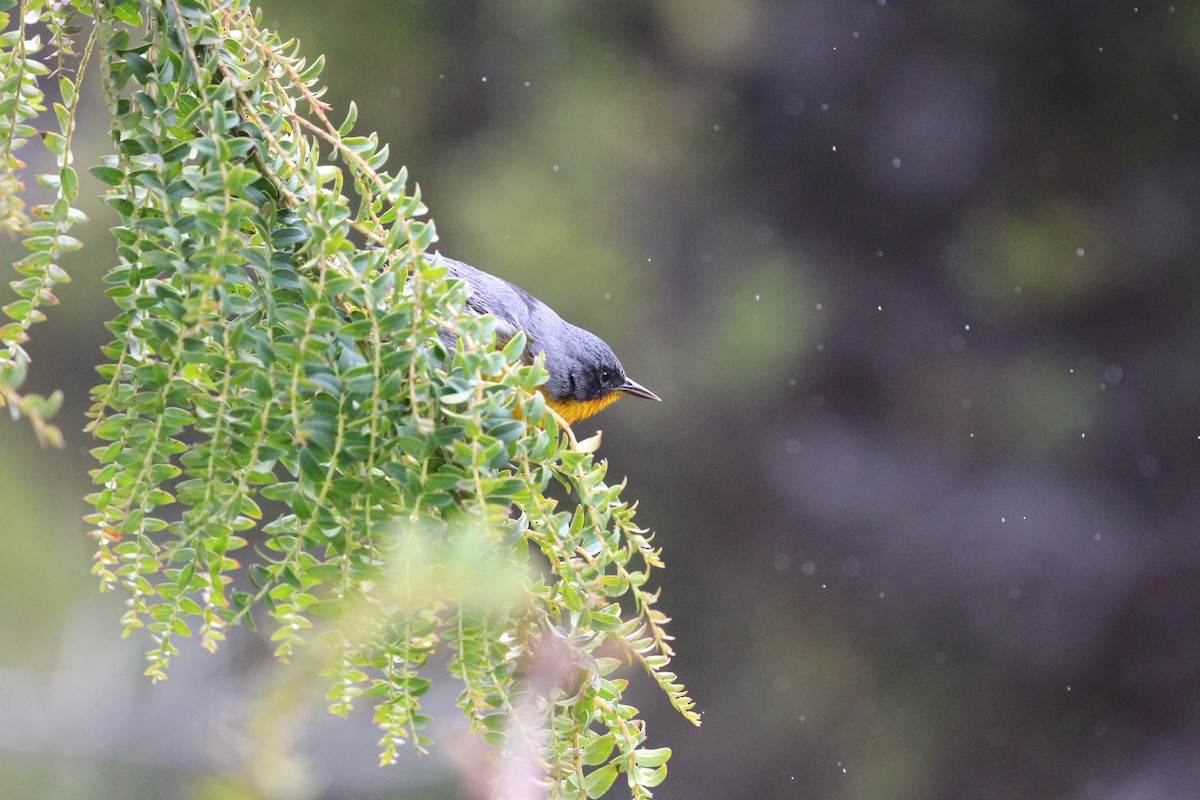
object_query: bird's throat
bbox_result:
[543,392,623,424]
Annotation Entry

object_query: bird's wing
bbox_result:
[439,256,539,358]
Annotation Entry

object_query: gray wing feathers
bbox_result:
[434,255,560,361]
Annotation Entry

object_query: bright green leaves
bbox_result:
[0,3,93,446]
[4,1,694,796]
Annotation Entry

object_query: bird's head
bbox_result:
[540,324,660,424]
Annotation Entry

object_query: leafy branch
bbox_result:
[1,1,698,796]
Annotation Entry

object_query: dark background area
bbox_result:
[3,2,1200,798]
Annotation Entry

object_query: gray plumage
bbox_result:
[434,255,630,403]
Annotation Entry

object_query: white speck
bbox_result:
[816,303,823,310]
[816,343,824,351]
[524,80,531,87]
[1076,247,1085,256]
[755,293,760,300]
[964,324,970,330]
[1067,685,1072,692]
[892,158,901,168]
[787,377,796,386]
[714,124,721,131]
[482,76,488,82]
[1098,46,1104,53]
[552,164,559,172]
[439,74,445,79]
[1014,285,1022,294]
[1001,517,1006,523]
[877,305,882,311]
[821,103,829,111]
[853,31,860,39]
[1094,533,1102,541]
[604,292,611,300]
[878,592,885,599]
[1081,432,1086,438]
[832,145,838,152]
[799,714,806,721]
[876,250,884,257]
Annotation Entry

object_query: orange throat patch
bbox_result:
[542,390,623,424]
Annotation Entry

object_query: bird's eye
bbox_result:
[599,370,612,384]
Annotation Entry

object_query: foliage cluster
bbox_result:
[0,1,696,796]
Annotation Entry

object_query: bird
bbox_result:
[433,254,660,424]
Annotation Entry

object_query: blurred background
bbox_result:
[4,1,1200,798]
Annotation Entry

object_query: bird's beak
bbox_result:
[618,378,661,402]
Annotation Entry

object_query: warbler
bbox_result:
[435,254,660,424]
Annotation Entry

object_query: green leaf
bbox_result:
[40,131,67,156]
[584,764,619,799]
[89,165,125,186]
[298,447,324,487]
[271,226,309,247]
[124,53,155,84]
[112,3,143,26]
[501,330,527,362]
[589,610,624,631]
[576,432,603,454]
[582,734,616,767]
[60,167,78,201]
[633,747,671,767]
[338,101,358,135]
[639,765,668,788]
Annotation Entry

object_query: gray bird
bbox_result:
[435,255,660,423]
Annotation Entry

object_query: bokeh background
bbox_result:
[4,2,1200,798]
